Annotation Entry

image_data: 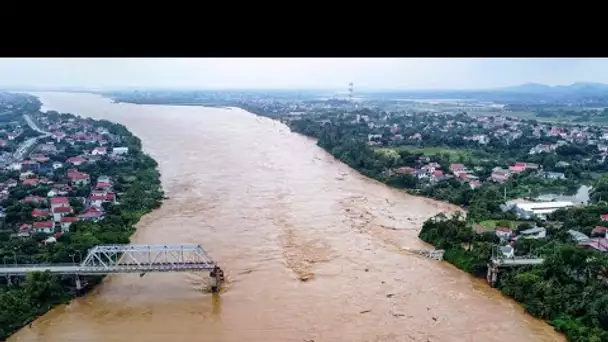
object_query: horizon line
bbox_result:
[2,81,604,94]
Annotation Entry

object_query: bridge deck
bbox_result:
[0,262,216,275]
[0,243,219,276]
[491,258,545,267]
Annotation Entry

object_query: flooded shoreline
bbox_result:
[7,92,564,342]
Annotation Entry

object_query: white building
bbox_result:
[92,146,107,156]
[568,229,590,243]
[495,227,513,240]
[512,201,574,219]
[112,147,129,155]
[7,162,21,171]
[516,227,547,240]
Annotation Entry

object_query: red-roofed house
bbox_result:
[495,227,513,239]
[60,216,77,232]
[52,206,73,222]
[97,175,111,183]
[509,165,526,174]
[33,221,54,234]
[78,207,104,222]
[580,238,608,253]
[22,178,38,187]
[394,166,414,175]
[549,129,562,137]
[105,193,115,202]
[92,146,107,156]
[96,182,112,190]
[18,224,32,237]
[491,170,511,183]
[23,195,45,203]
[19,171,35,180]
[421,164,437,174]
[592,226,608,238]
[47,188,69,197]
[32,208,50,218]
[52,131,67,141]
[89,194,106,207]
[50,196,70,210]
[458,173,470,180]
[470,180,482,189]
[450,164,466,172]
[66,157,87,166]
[68,171,90,186]
[30,154,50,163]
[511,162,539,173]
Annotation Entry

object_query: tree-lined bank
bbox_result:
[0,93,163,340]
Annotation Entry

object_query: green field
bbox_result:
[468,110,608,125]
[468,111,570,123]
[476,220,535,230]
[375,146,474,159]
[478,220,516,230]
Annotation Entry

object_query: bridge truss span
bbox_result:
[0,243,225,292]
[81,244,217,272]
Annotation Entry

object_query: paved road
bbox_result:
[23,114,51,135]
[8,114,52,162]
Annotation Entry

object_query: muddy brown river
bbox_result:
[8,92,564,342]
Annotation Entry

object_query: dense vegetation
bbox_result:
[0,111,163,339]
[419,212,608,342]
[281,111,590,222]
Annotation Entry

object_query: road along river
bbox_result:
[8,92,565,342]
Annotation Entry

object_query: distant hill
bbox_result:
[362,82,608,104]
[498,83,554,93]
[496,82,608,96]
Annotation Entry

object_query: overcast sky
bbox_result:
[0,58,607,91]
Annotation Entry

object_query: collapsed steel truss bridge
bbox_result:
[0,244,218,276]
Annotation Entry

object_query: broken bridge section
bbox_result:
[0,244,217,275]
[486,256,545,288]
[0,244,225,292]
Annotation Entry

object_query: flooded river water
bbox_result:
[8,92,564,342]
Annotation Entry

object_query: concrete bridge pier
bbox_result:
[74,275,82,290]
[5,275,11,286]
[209,266,225,293]
[486,264,499,288]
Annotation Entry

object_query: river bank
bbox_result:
[0,102,164,341]
[8,92,565,342]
